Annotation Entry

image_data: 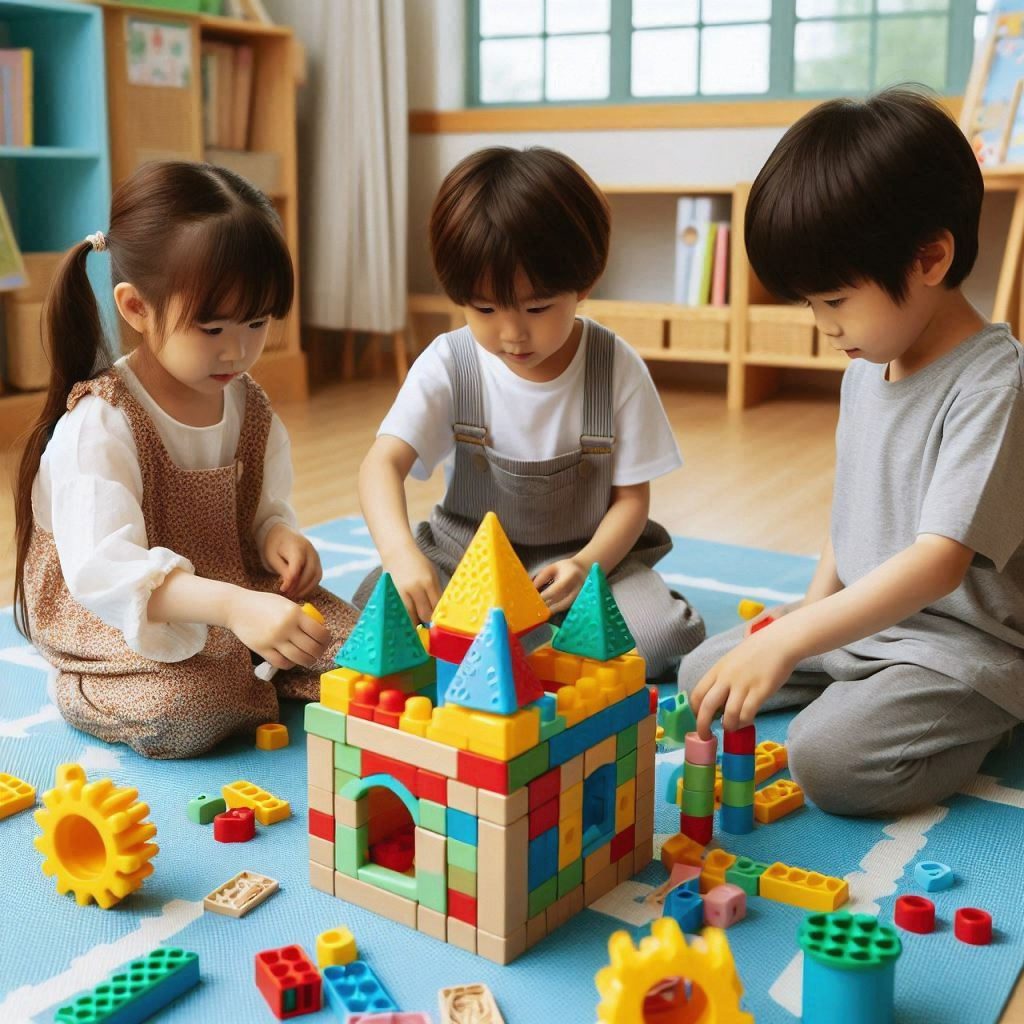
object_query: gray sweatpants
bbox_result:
[678,622,1018,816]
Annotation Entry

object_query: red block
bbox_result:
[750,615,775,634]
[349,679,381,721]
[361,750,420,798]
[373,689,407,729]
[214,807,255,843]
[723,725,756,754]
[370,825,415,872]
[447,889,478,926]
[254,944,321,1019]
[416,769,448,805]
[894,895,935,934]
[648,687,659,715]
[955,907,993,945]
[528,768,561,811]
[429,624,475,663]
[679,813,713,846]
[529,798,560,840]
[611,824,636,863]
[308,807,334,842]
[457,749,509,794]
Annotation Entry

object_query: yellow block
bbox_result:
[615,781,635,834]
[660,832,706,871]
[575,677,607,718]
[316,926,357,968]
[700,848,737,893]
[754,751,777,784]
[399,695,433,737]
[320,667,362,713]
[756,739,788,772]
[416,623,431,654]
[759,862,849,912]
[223,779,291,825]
[558,813,582,870]
[587,651,646,696]
[425,704,471,751]
[427,702,540,760]
[0,771,35,820]
[255,723,289,750]
[431,512,550,635]
[737,598,765,620]
[560,782,583,821]
[555,686,585,729]
[754,779,805,824]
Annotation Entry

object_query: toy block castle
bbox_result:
[305,512,657,964]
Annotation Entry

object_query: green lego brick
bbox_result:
[658,692,697,743]
[333,768,358,794]
[682,787,715,817]
[539,712,567,743]
[799,912,902,970]
[305,702,347,743]
[725,856,769,896]
[616,750,637,787]
[528,876,559,918]
[334,742,362,777]
[552,563,635,660]
[417,870,448,913]
[446,863,477,897]
[358,862,417,901]
[419,799,447,835]
[558,858,583,898]
[335,823,368,877]
[616,723,638,758]
[446,837,478,872]
[508,741,550,792]
[721,778,756,806]
[187,793,225,824]
[683,761,716,792]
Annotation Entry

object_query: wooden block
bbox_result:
[477,926,526,966]
[477,816,529,936]
[447,778,477,815]
[346,713,460,777]
[546,892,574,933]
[637,714,657,747]
[438,983,506,1022]
[334,871,418,928]
[567,883,584,917]
[415,826,447,874]
[525,912,547,950]
[477,787,528,826]
[635,767,654,798]
[447,916,477,954]
[617,849,636,883]
[560,754,584,792]
[307,733,334,792]
[310,860,334,896]
[417,904,447,942]
[308,784,334,816]
[204,869,279,917]
[309,834,334,868]
[584,735,617,776]
[637,739,656,772]
[635,788,654,828]
[584,841,611,881]
[334,793,367,829]
[584,862,619,906]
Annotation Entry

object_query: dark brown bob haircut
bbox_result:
[745,87,983,304]
[429,146,610,308]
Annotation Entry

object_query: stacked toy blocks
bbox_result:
[720,725,756,834]
[680,732,716,845]
[305,513,657,964]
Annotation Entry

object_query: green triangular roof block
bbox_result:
[552,563,635,661]
[335,572,429,676]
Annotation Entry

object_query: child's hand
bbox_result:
[533,558,587,613]
[263,523,323,600]
[226,589,331,670]
[385,546,441,625]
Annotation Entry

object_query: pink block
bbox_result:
[349,1015,432,1024]
[668,862,702,891]
[684,731,718,765]
[703,883,747,927]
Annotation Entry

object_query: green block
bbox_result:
[446,863,477,897]
[333,768,358,794]
[721,778,756,806]
[334,742,362,777]
[404,659,436,691]
[616,750,637,787]
[616,723,638,758]
[725,856,769,896]
[417,869,448,913]
[305,702,347,743]
[419,799,447,835]
[658,692,697,743]
[358,862,418,901]
[187,793,225,824]
[508,741,549,792]
[539,712,567,743]
[682,787,715,817]
[558,858,582,898]
[528,876,558,918]
[552,563,635,660]
[335,823,368,877]
[683,761,716,792]
[446,837,477,872]
[799,912,902,970]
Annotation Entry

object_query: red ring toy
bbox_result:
[955,907,992,945]
[894,894,935,933]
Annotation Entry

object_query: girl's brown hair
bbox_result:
[13,160,294,636]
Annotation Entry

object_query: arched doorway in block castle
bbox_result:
[339,773,419,884]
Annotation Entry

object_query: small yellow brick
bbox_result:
[316,926,357,968]
[222,779,291,825]
[660,832,706,871]
[759,862,849,912]
[700,848,737,893]
[255,723,289,750]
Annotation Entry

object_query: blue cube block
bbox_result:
[664,887,704,933]
[528,827,559,889]
[913,860,954,892]
[719,802,754,835]
[323,961,397,1019]
[446,807,478,846]
[721,752,756,781]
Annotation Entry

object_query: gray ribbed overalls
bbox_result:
[357,321,705,678]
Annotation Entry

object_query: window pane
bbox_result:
[875,14,948,87]
[480,38,543,102]
[632,27,699,95]
[701,0,771,24]
[547,0,610,34]
[877,0,947,11]
[796,0,871,16]
[480,0,542,37]
[700,24,771,92]
[975,13,990,41]
[546,34,611,99]
[632,0,699,28]
[794,19,871,91]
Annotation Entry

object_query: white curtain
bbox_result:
[267,0,408,332]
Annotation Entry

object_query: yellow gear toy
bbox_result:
[595,917,754,1024]
[34,763,158,909]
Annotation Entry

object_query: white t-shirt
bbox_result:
[31,356,298,663]
[379,318,683,485]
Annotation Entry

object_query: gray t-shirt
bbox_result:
[832,322,1024,718]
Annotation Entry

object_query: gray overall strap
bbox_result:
[580,319,616,454]
[448,326,487,445]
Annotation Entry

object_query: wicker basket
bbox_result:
[669,307,730,353]
[747,305,816,357]
[5,300,47,390]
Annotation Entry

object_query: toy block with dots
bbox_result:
[222,780,290,825]
[323,961,397,1019]
[0,770,35,820]
[307,512,657,964]
[255,945,321,1019]
[754,779,805,823]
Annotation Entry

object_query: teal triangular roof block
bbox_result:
[552,563,635,661]
[443,608,542,714]
[335,572,429,676]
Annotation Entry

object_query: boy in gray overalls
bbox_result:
[357,146,705,679]
[680,89,1023,815]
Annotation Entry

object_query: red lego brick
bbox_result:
[214,807,255,843]
[611,824,636,863]
[308,808,334,842]
[361,750,420,798]
[255,944,321,1019]
[350,679,382,721]
[416,769,448,805]
[370,825,415,872]
[648,687,658,715]
[529,798,560,840]
[680,813,713,846]
[429,624,475,663]
[528,768,561,811]
[457,749,509,795]
[373,689,408,729]
[447,889,478,926]
[955,907,992,945]
[723,725,756,754]
[895,895,935,934]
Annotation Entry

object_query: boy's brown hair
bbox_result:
[429,146,610,307]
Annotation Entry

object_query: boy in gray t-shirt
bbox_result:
[679,88,1023,816]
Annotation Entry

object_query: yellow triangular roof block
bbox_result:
[432,512,551,636]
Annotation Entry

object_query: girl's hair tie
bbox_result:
[85,231,107,253]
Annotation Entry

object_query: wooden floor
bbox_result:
[0,376,1020,1022]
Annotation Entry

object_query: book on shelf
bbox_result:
[200,41,253,150]
[673,194,731,306]
[0,49,33,147]
[711,224,730,307]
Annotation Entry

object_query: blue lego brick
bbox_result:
[721,752,755,781]
[719,802,755,835]
[528,826,559,889]
[445,807,478,847]
[663,887,704,933]
[323,961,397,1019]
[913,860,954,892]
[548,687,650,767]
[434,658,458,705]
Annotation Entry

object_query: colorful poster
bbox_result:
[126,18,192,89]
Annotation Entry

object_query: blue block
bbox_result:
[719,802,754,835]
[446,807,478,846]
[664,764,684,803]
[721,752,755,781]
[323,961,397,1019]
[528,826,559,889]
[434,658,458,704]
[802,957,897,1024]
[913,860,954,892]
[663,887,704,933]
[548,688,650,767]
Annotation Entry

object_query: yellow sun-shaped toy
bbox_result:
[34,763,158,909]
[595,918,754,1024]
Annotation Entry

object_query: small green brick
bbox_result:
[508,741,549,792]
[334,742,362,776]
[358,862,417,900]
[658,692,697,742]
[417,869,448,913]
[616,723,638,758]
[682,761,716,792]
[616,750,637,787]
[528,875,558,918]
[558,858,582,898]
[799,912,902,970]
[304,702,347,743]
[335,823,368,876]
[446,863,477,897]
[446,836,477,872]
[539,713,567,743]
[187,793,226,824]
[419,799,447,835]
[725,855,769,896]
[682,787,715,817]
[721,778,756,806]
[333,768,358,794]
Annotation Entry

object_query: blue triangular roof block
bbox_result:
[443,608,528,715]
